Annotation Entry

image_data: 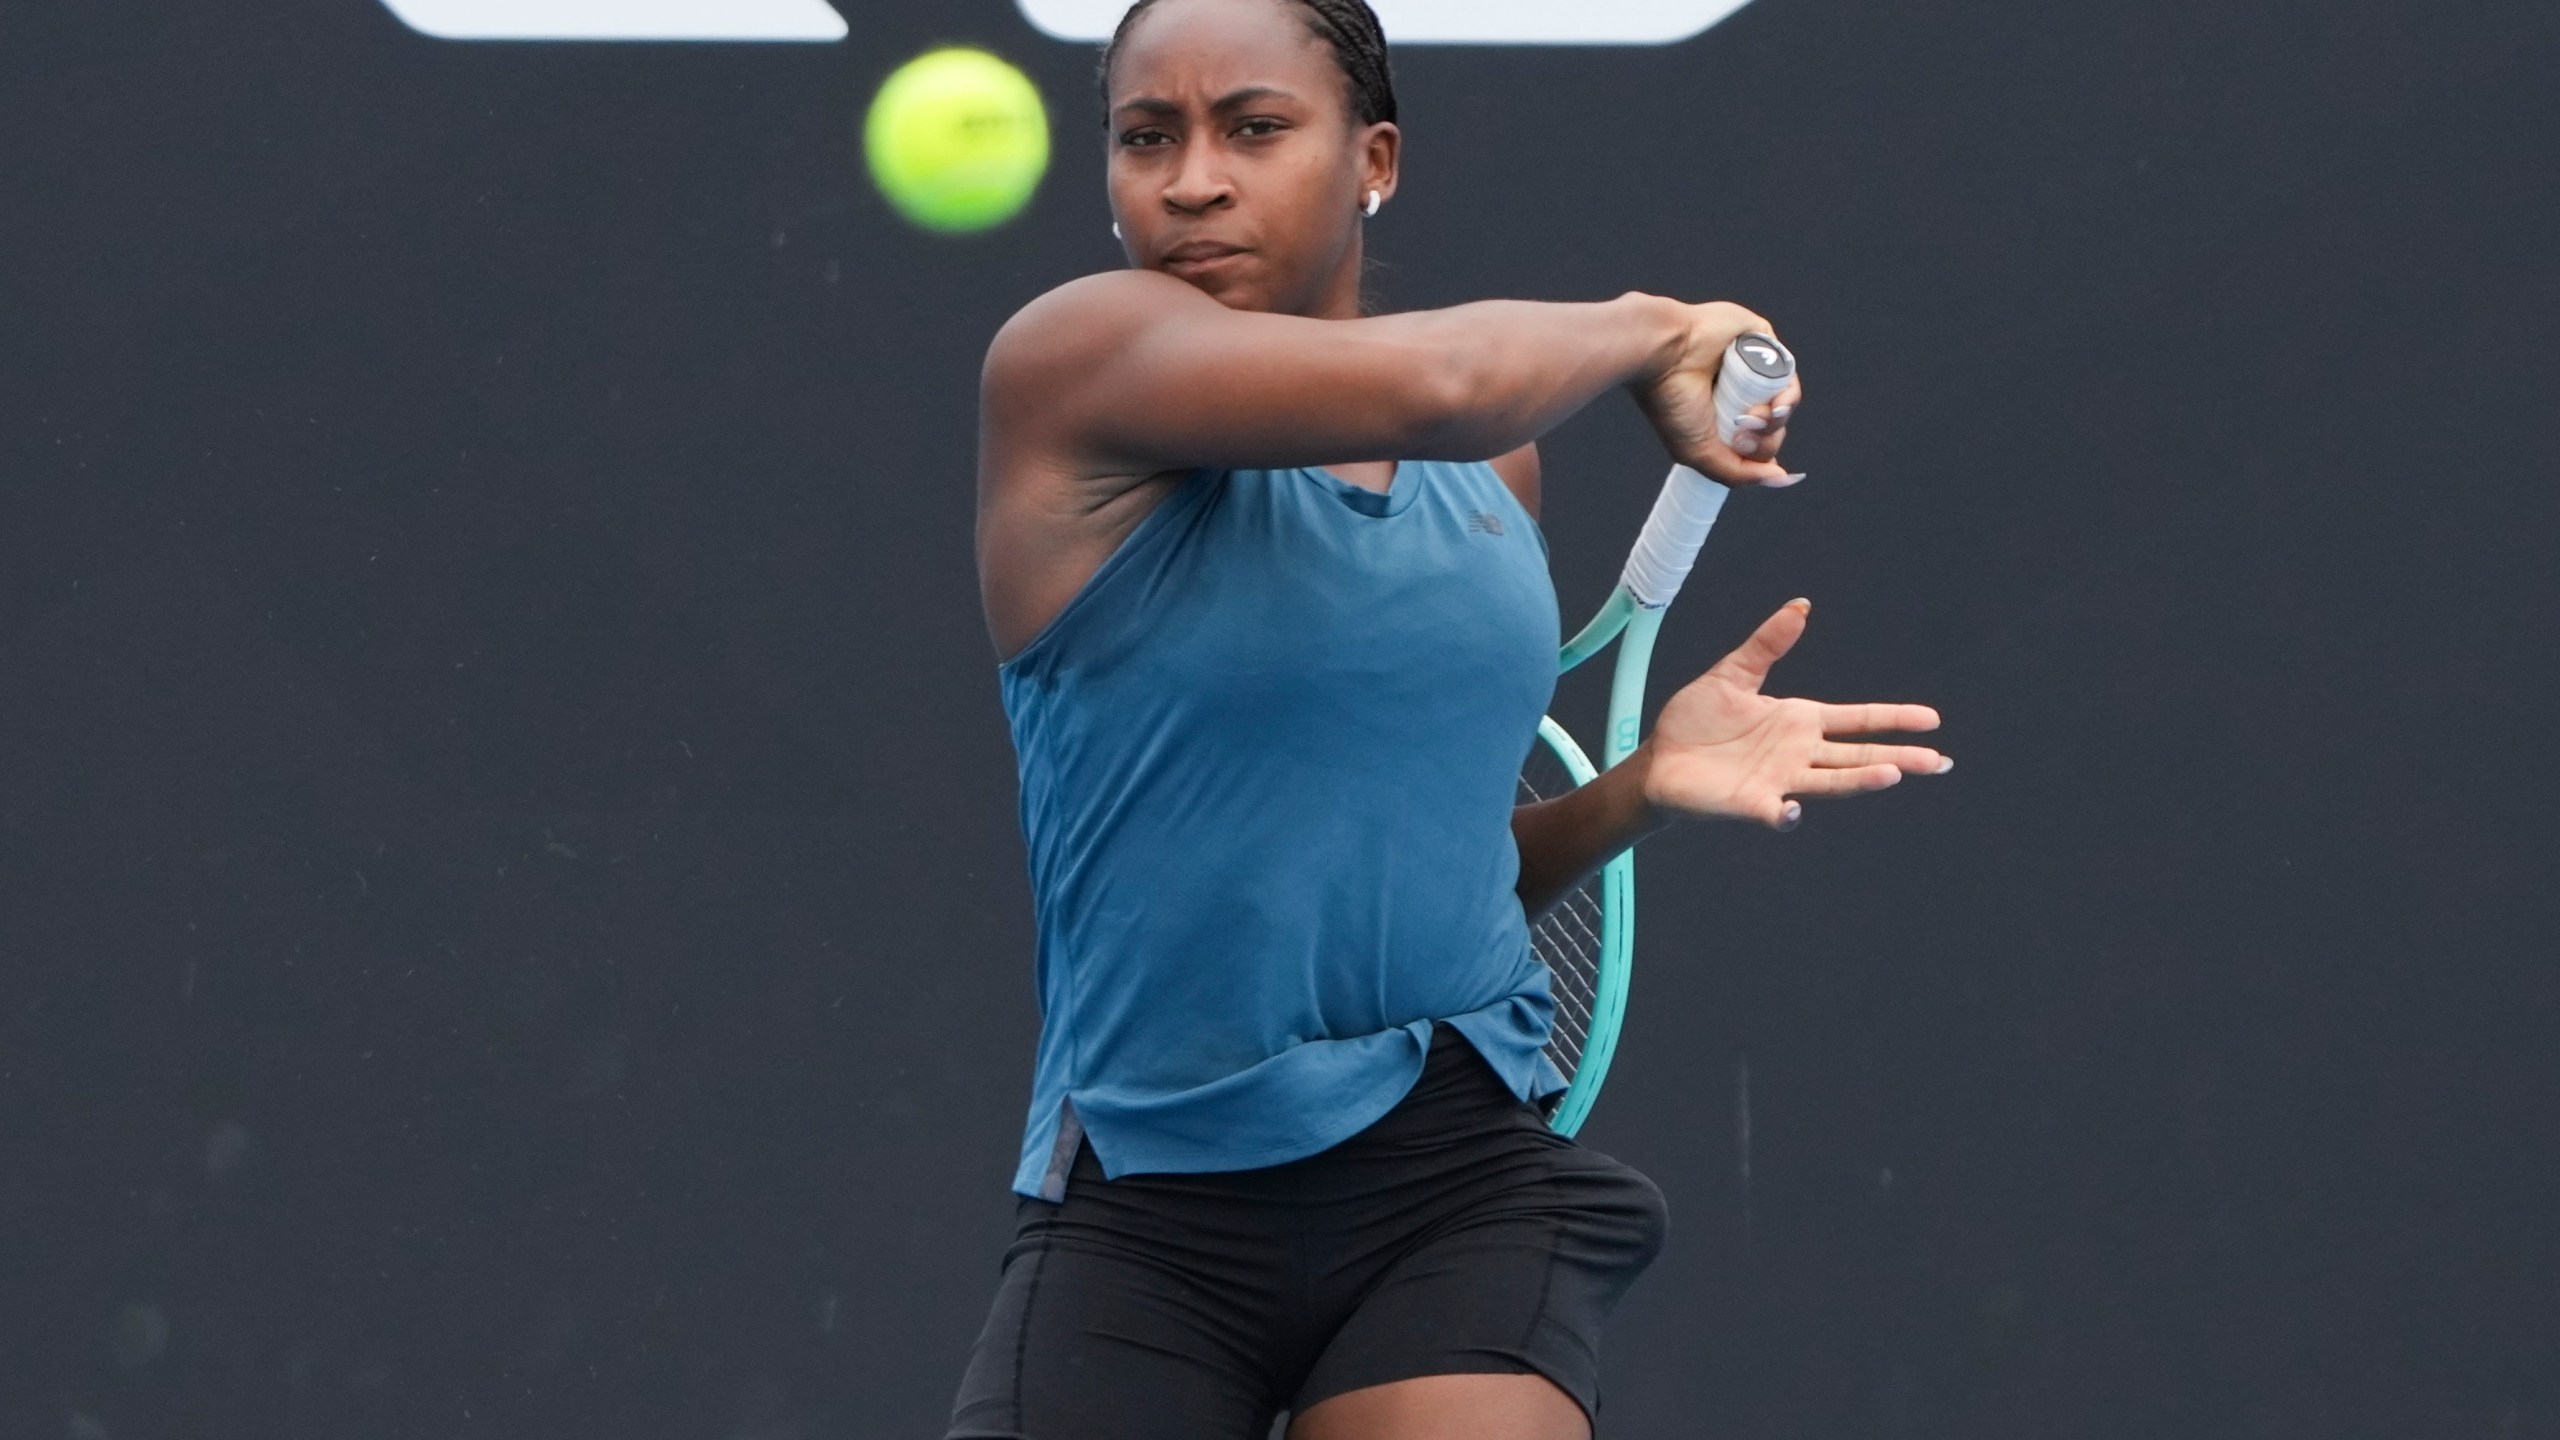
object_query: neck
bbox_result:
[1299,230,1366,320]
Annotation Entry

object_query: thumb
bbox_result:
[1711,598,1812,693]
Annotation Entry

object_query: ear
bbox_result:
[1358,121,1401,205]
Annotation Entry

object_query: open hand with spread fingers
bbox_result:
[1638,598,1951,831]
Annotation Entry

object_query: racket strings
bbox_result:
[1518,746,1608,1085]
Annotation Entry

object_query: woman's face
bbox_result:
[1104,0,1398,317]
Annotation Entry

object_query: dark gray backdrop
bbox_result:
[5,0,2555,1436]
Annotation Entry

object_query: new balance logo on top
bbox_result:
[1467,511,1507,536]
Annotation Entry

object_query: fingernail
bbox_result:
[1764,471,1807,487]
[1735,415,1768,431]
[1771,405,1793,419]
[1788,597,1812,611]
[1731,434,1758,454]
[1779,802,1803,830]
[1936,756,1955,774]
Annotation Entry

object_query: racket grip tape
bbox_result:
[1712,331,1797,445]
[1619,464,1727,609]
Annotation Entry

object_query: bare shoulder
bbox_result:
[1488,441,1542,521]
[981,269,1213,409]
[977,271,1210,658]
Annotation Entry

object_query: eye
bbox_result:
[1233,117,1289,139]
[1117,127,1174,148]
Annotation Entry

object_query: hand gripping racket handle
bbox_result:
[1618,332,1795,609]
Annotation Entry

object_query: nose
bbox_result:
[1162,138,1234,216]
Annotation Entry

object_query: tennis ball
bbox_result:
[864,48,1050,235]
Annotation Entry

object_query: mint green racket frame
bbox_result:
[1536,588,1663,1137]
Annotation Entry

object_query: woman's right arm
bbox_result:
[979,269,1799,488]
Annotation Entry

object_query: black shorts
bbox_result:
[945,1024,1669,1439]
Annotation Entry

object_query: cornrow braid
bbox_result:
[1099,0,1398,127]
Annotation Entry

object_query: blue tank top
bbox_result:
[997,459,1568,1199]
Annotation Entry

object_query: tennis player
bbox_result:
[952,3,1950,1436]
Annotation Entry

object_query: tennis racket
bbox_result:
[1526,330,1796,1136]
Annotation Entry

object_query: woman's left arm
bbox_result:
[1512,598,1952,917]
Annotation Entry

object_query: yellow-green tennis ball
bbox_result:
[865,48,1050,235]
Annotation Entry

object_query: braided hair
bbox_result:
[1098,0,1398,127]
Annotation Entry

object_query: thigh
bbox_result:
[946,1157,1292,1440]
[1290,1373,1589,1440]
[1292,1135,1668,1431]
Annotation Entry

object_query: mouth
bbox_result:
[1159,239,1250,275]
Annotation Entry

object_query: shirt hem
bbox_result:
[1009,1033,1434,1197]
